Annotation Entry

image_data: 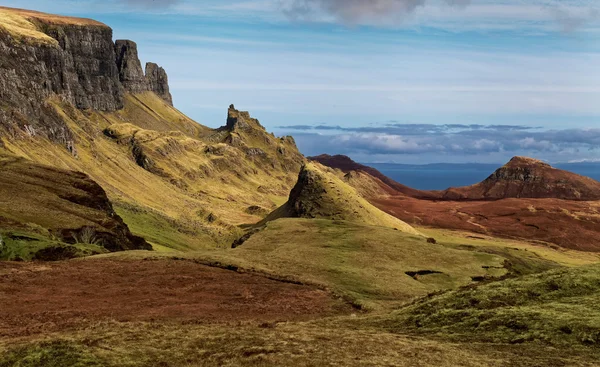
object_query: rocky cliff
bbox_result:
[114,40,173,105]
[146,62,173,105]
[0,7,173,150]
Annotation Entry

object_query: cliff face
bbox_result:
[114,40,173,105]
[0,7,173,149]
[146,62,173,105]
[0,20,123,146]
[115,39,148,93]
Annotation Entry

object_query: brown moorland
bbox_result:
[0,258,352,338]
[312,155,600,251]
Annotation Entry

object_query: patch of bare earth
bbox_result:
[0,259,352,338]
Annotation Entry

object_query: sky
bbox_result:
[5,0,600,164]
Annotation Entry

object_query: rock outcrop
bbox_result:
[114,40,148,93]
[0,8,123,146]
[0,7,174,149]
[0,154,150,252]
[114,40,173,105]
[146,62,173,105]
[441,156,600,201]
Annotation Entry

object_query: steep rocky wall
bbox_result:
[113,39,173,105]
[0,21,123,147]
[115,39,148,93]
[146,62,173,105]
[0,10,174,149]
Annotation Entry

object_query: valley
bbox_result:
[0,5,599,367]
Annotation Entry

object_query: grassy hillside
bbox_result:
[4,320,599,367]
[264,162,418,234]
[364,263,600,346]
[1,93,303,250]
[0,6,106,45]
[0,154,148,259]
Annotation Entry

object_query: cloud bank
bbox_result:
[278,124,600,162]
[120,0,180,9]
[282,0,470,24]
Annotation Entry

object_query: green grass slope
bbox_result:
[183,218,505,310]
[0,154,149,259]
[264,162,419,234]
[1,94,303,251]
[370,263,600,346]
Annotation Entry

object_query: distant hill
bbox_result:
[441,157,600,201]
[312,154,600,251]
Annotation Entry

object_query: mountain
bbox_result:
[0,6,304,252]
[309,154,432,198]
[441,156,600,201]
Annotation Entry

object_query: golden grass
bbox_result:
[0,6,107,45]
[419,227,600,267]
[266,162,419,235]
[2,93,301,249]
[2,319,599,367]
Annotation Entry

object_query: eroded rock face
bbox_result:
[115,40,148,93]
[146,62,173,105]
[0,22,123,146]
[0,12,174,149]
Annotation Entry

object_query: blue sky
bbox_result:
[6,0,600,163]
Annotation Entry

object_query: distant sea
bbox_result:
[366,162,600,191]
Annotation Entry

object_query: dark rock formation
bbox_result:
[0,14,123,147]
[224,104,265,132]
[115,40,148,93]
[0,8,174,150]
[146,62,173,105]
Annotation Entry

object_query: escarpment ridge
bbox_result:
[0,6,172,148]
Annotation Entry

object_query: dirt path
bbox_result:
[0,258,352,338]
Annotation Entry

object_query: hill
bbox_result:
[370,263,600,346]
[0,6,304,251]
[263,162,418,234]
[313,155,600,251]
[309,154,433,198]
[0,155,149,260]
[442,156,600,201]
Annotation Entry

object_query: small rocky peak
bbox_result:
[114,40,148,93]
[225,104,265,132]
[487,157,551,183]
[505,156,550,168]
[145,62,173,106]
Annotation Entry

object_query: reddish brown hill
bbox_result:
[441,157,600,201]
[311,154,600,251]
[308,154,434,198]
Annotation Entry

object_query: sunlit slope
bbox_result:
[0,154,149,259]
[1,93,303,250]
[264,162,419,234]
[0,6,106,45]
[368,263,600,347]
